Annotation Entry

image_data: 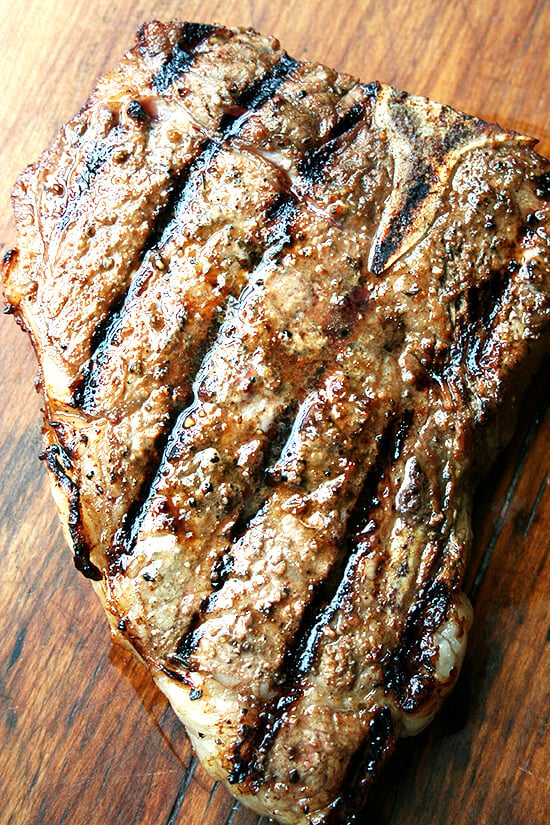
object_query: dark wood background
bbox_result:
[1,2,548,824]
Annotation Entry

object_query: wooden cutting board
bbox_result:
[1,2,548,824]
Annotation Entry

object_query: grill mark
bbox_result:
[370,173,432,275]
[159,664,194,685]
[271,551,352,690]
[57,134,123,235]
[71,299,126,409]
[41,444,101,580]
[142,144,219,253]
[58,26,222,238]
[298,101,365,184]
[108,407,187,564]
[219,54,299,136]
[296,81,379,187]
[169,611,204,673]
[78,52,299,405]
[392,407,414,461]
[292,562,358,679]
[232,398,301,539]
[167,397,302,669]
[384,578,450,713]
[210,551,234,591]
[467,258,518,332]
[170,623,204,670]
[225,410,411,787]
[431,258,519,387]
[466,259,519,375]
[346,408,413,538]
[282,430,401,682]
[152,24,218,94]
[111,195,300,568]
[322,707,395,825]
[262,191,299,248]
[75,141,220,410]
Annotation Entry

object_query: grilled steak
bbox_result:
[3,20,550,825]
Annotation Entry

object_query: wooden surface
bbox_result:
[0,2,549,824]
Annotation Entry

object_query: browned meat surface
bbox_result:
[3,20,550,825]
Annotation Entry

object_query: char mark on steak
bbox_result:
[321,706,395,825]
[77,50,300,411]
[84,82,377,571]
[298,99,367,183]
[41,443,101,580]
[108,189,301,563]
[217,407,417,788]
[219,53,301,136]
[150,23,218,93]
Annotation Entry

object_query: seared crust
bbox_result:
[3,20,550,825]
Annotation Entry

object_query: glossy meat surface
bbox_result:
[3,20,550,825]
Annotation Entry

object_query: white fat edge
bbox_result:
[253,146,296,175]
[37,349,75,405]
[398,590,473,737]
[154,670,301,823]
[153,669,241,773]
[43,438,104,565]
[105,530,198,656]
[146,95,201,132]
[122,529,182,581]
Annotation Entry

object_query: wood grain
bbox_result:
[0,2,548,825]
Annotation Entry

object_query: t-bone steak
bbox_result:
[3,20,550,825]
